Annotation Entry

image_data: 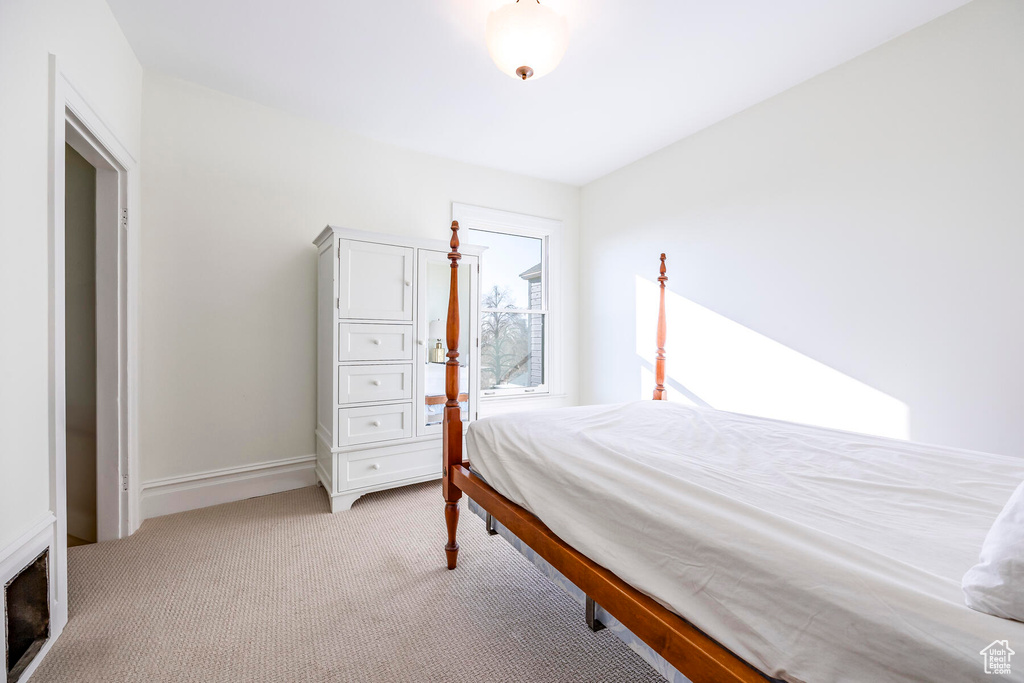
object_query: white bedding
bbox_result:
[466,401,1024,683]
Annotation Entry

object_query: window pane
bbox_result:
[468,229,543,310]
[481,311,544,390]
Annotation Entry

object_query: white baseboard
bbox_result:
[1,512,62,683]
[140,455,316,520]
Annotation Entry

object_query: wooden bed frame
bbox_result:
[441,221,766,683]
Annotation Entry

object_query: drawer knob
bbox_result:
[405,280,411,287]
[371,420,381,427]
[370,463,381,470]
[371,338,381,345]
[372,380,381,386]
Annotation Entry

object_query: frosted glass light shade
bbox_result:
[428,319,445,340]
[486,1,569,81]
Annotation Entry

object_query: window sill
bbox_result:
[480,392,566,403]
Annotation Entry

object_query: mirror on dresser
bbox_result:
[417,250,476,436]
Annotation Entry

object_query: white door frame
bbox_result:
[47,55,141,630]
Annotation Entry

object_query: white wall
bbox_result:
[139,74,580,483]
[580,0,1024,456]
[0,0,141,551]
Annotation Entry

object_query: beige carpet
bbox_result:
[32,482,663,682]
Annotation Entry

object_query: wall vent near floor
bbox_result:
[4,549,49,683]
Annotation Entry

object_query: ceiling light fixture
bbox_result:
[485,0,569,81]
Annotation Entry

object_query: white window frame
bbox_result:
[452,203,563,401]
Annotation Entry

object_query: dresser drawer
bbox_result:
[337,403,412,446]
[338,364,413,404]
[339,323,413,362]
[346,446,437,487]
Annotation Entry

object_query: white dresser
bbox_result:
[314,226,481,512]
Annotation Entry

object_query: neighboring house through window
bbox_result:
[452,203,562,400]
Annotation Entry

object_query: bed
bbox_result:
[438,221,1024,682]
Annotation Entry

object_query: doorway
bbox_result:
[64,143,99,546]
[61,110,133,545]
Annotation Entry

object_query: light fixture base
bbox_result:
[515,66,534,80]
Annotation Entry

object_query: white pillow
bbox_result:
[963,480,1024,622]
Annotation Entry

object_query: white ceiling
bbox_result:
[108,0,971,185]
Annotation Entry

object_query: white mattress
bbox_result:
[466,401,1024,683]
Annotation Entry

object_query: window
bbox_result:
[468,229,546,394]
[453,203,560,400]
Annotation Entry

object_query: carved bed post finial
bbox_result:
[653,253,668,401]
[443,220,464,569]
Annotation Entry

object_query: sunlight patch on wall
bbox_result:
[635,276,909,439]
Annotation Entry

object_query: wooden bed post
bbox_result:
[443,221,463,570]
[653,253,668,400]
